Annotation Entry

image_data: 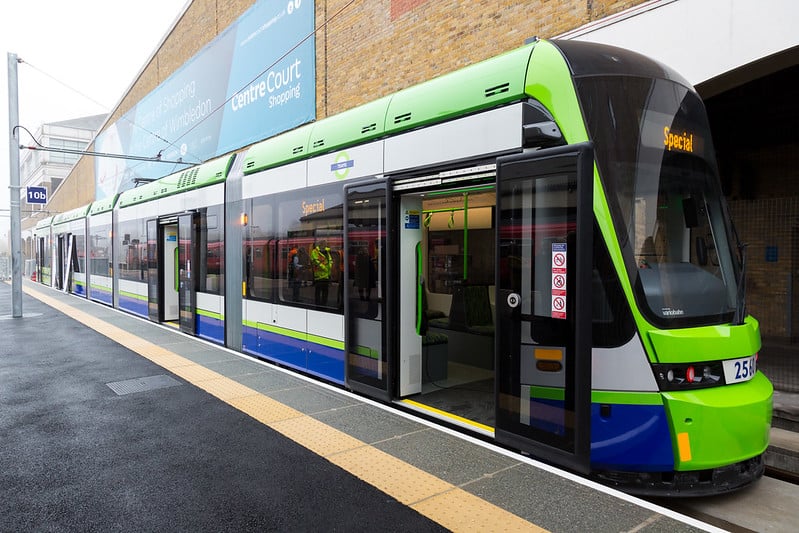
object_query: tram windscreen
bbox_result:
[576,76,740,327]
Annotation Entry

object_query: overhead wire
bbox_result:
[14,125,190,165]
[16,0,360,177]
[19,60,201,165]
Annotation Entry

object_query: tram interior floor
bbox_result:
[418,362,495,428]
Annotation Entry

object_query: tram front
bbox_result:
[556,40,773,495]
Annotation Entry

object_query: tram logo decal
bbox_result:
[551,243,567,320]
[331,151,354,180]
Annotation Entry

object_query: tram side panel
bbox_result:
[113,185,227,344]
[115,203,151,318]
[194,199,226,344]
[88,210,114,306]
[238,160,346,384]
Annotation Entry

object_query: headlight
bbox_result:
[652,361,724,391]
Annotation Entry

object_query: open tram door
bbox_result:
[344,180,391,401]
[146,213,198,335]
[177,213,199,335]
[495,144,593,473]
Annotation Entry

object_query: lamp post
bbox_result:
[8,52,22,317]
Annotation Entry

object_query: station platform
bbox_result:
[0,280,777,532]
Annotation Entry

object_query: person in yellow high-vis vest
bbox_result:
[311,240,332,306]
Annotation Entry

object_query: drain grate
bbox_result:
[106,374,181,396]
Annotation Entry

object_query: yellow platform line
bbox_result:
[23,284,546,532]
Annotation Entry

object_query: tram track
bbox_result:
[650,472,799,532]
[765,465,799,486]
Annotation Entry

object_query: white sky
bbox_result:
[0,0,190,252]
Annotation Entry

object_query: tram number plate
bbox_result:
[722,356,757,384]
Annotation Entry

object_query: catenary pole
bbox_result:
[8,52,22,317]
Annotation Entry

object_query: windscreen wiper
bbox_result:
[731,221,748,325]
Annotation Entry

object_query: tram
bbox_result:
[34,39,772,496]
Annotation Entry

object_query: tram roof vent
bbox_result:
[292,145,304,155]
[312,139,325,149]
[393,112,412,125]
[361,123,377,135]
[177,167,199,189]
[485,82,510,98]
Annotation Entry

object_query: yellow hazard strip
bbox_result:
[400,398,494,434]
[23,284,547,532]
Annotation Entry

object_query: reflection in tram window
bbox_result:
[198,207,224,296]
[243,184,344,312]
[278,185,343,310]
[74,228,86,274]
[116,219,147,282]
[89,223,112,277]
[244,199,274,301]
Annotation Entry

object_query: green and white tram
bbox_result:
[40,38,770,496]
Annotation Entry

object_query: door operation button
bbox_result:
[507,293,520,308]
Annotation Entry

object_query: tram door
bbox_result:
[146,220,160,322]
[344,181,390,401]
[177,213,198,335]
[55,234,66,290]
[495,145,593,473]
[146,218,183,326]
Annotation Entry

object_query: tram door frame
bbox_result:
[55,233,66,290]
[494,144,593,474]
[177,212,199,336]
[343,179,392,401]
[146,213,198,335]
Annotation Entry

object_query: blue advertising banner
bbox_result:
[95,0,315,200]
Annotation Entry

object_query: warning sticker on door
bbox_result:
[551,242,567,319]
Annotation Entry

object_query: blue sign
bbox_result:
[766,245,778,263]
[26,186,47,204]
[94,0,316,200]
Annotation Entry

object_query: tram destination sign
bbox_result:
[26,186,47,204]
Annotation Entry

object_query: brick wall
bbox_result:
[729,196,799,338]
[320,0,644,117]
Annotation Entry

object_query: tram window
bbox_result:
[428,229,494,294]
[198,206,224,296]
[277,184,343,311]
[578,75,738,325]
[592,224,635,348]
[244,199,275,301]
[89,224,112,276]
[73,229,86,274]
[117,219,147,282]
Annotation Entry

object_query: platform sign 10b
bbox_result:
[26,186,47,204]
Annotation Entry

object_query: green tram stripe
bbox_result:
[353,345,379,359]
[591,390,663,405]
[529,386,564,401]
[243,319,345,351]
[90,284,112,293]
[119,290,147,302]
[196,308,223,321]
[530,387,664,406]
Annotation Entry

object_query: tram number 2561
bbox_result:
[723,355,757,385]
